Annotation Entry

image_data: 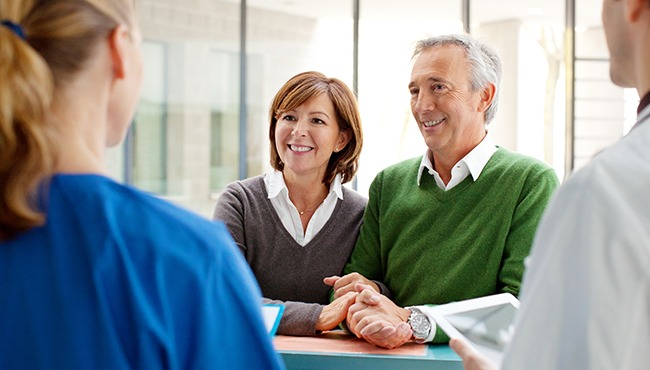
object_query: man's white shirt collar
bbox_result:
[417,133,497,189]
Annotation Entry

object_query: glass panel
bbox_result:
[124,0,241,216]
[209,50,240,191]
[471,1,566,178]
[245,0,354,179]
[574,0,633,172]
[356,0,463,194]
[575,1,607,60]
[132,41,167,194]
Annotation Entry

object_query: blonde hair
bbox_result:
[0,0,135,241]
[269,71,363,187]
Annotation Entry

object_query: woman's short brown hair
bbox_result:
[269,71,363,187]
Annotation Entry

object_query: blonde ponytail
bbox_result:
[0,24,55,241]
[0,0,134,241]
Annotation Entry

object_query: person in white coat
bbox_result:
[450,0,650,368]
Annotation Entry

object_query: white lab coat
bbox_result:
[502,106,650,369]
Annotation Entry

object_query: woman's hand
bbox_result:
[323,273,380,299]
[315,291,358,331]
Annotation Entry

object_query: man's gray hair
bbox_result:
[413,34,502,125]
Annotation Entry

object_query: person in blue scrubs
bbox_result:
[0,1,284,369]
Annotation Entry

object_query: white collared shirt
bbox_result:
[416,133,497,190]
[265,171,343,246]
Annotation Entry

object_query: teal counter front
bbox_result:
[274,330,463,370]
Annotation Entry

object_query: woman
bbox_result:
[0,1,282,369]
[214,71,366,336]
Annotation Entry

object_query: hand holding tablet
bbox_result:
[426,293,520,365]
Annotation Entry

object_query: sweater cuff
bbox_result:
[264,298,324,336]
[372,280,392,299]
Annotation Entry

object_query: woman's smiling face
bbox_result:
[274,93,349,180]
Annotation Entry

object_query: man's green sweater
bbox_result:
[344,148,559,342]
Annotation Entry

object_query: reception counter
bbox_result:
[274,330,463,370]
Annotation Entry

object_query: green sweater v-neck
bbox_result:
[344,148,559,341]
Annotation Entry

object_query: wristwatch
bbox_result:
[407,307,431,343]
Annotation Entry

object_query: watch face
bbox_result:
[412,314,431,332]
[410,310,431,338]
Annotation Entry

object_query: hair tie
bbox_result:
[1,20,26,40]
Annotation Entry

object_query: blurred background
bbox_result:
[106,0,633,217]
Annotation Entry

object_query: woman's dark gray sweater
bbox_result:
[213,175,367,335]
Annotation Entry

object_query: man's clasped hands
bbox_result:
[323,273,414,349]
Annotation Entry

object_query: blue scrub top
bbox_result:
[0,174,284,370]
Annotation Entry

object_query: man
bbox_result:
[451,0,650,368]
[324,34,559,349]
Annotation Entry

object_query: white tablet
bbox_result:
[427,293,520,365]
[262,304,285,336]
